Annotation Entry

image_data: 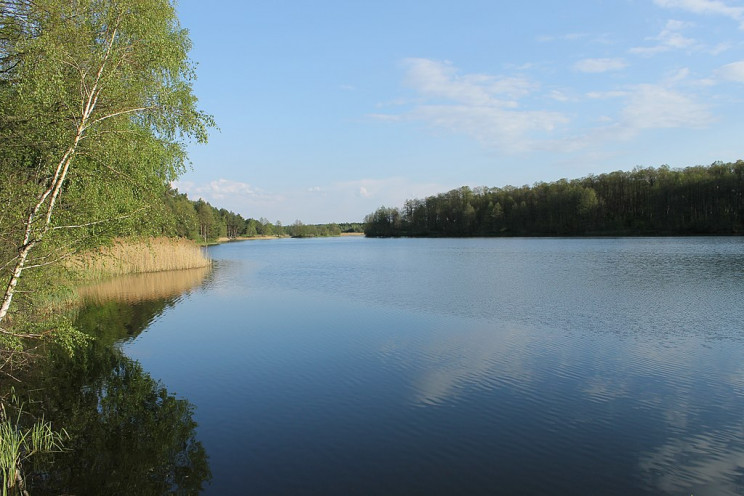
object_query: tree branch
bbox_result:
[87,106,153,128]
[51,207,146,230]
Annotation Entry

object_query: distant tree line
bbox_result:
[283,220,364,238]
[161,189,363,243]
[364,161,744,237]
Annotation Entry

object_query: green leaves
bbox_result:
[0,393,69,495]
[0,0,213,326]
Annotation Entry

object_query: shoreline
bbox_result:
[212,232,365,244]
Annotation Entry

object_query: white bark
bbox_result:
[0,23,119,327]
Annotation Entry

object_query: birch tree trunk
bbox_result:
[0,0,212,329]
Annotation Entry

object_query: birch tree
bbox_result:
[0,0,212,327]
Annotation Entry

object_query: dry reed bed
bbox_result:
[70,237,211,280]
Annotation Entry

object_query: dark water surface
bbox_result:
[84,237,744,494]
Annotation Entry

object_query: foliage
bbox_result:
[364,161,744,237]
[0,0,213,326]
[0,3,215,491]
[285,220,343,238]
[1,317,91,382]
[0,391,68,496]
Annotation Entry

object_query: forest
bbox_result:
[162,188,363,241]
[364,161,744,237]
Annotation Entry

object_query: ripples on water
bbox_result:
[116,237,744,495]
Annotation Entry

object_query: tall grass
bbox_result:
[1,395,68,496]
[69,237,211,280]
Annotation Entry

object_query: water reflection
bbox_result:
[390,321,538,407]
[639,428,744,495]
[16,268,213,495]
[77,265,212,304]
[49,237,743,495]
[28,341,211,495]
[390,314,744,495]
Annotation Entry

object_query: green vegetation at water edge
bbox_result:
[0,0,213,330]
[364,161,744,237]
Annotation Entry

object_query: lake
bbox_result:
[38,237,744,495]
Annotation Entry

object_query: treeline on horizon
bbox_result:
[364,161,744,237]
[163,189,363,242]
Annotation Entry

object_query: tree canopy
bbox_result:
[364,162,744,237]
[0,0,213,325]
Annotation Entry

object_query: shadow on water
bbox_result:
[13,267,214,495]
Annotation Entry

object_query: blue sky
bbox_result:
[174,0,744,224]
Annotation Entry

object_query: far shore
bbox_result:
[218,235,281,242]
[214,232,364,244]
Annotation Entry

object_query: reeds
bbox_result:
[1,397,68,496]
[69,237,211,280]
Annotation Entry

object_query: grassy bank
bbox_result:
[68,237,211,281]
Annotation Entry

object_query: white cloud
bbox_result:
[620,84,713,129]
[717,60,744,82]
[187,179,261,200]
[548,81,712,154]
[367,113,403,122]
[172,179,285,210]
[710,42,733,55]
[373,51,724,167]
[574,58,628,73]
[586,90,629,99]
[548,90,572,102]
[403,58,535,107]
[408,104,568,151]
[668,67,691,82]
[630,20,697,55]
[654,0,744,28]
[378,58,569,152]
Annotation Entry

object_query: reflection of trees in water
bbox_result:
[20,298,211,494]
[74,297,177,345]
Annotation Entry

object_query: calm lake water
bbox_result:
[59,237,744,494]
